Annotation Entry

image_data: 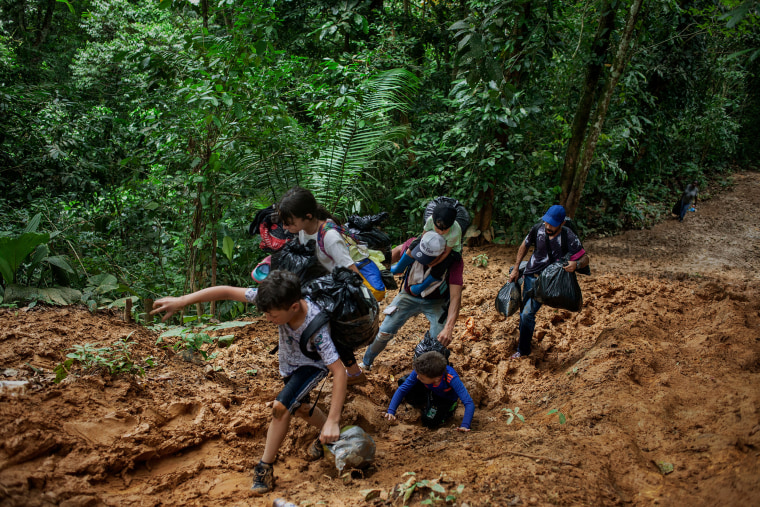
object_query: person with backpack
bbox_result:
[677,181,699,222]
[391,202,462,295]
[507,205,590,359]
[150,270,347,496]
[361,232,464,370]
[276,186,374,385]
[384,351,475,431]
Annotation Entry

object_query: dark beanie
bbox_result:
[433,204,457,229]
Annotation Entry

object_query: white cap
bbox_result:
[411,232,446,265]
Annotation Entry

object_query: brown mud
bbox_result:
[1,172,759,506]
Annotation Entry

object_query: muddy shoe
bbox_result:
[250,462,275,495]
[346,371,367,386]
[305,437,324,461]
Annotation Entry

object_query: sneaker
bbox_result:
[250,462,275,495]
[510,351,523,359]
[305,437,324,461]
[346,370,367,386]
[357,361,371,372]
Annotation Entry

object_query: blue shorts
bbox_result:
[276,365,328,414]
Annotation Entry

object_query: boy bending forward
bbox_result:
[151,270,347,495]
[384,351,474,431]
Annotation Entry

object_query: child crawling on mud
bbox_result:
[151,270,346,496]
[384,351,474,431]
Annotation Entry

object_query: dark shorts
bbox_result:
[276,365,328,414]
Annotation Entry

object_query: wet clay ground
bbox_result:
[1,171,759,506]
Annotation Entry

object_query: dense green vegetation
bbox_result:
[1,0,758,318]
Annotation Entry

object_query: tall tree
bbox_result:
[560,0,644,218]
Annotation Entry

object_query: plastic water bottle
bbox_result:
[272,500,299,507]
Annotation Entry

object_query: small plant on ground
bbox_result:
[501,406,525,424]
[548,408,567,424]
[54,334,155,382]
[388,472,464,505]
[471,253,488,268]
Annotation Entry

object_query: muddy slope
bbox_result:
[1,172,759,506]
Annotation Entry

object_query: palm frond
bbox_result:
[306,69,419,214]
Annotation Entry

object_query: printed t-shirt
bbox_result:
[245,288,339,377]
[523,225,585,276]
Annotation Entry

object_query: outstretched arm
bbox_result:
[151,286,249,322]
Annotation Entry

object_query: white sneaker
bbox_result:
[357,361,371,371]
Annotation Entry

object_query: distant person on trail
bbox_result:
[391,202,462,295]
[276,186,368,386]
[151,270,346,496]
[677,181,699,222]
[361,233,464,370]
[507,205,590,359]
[384,351,475,431]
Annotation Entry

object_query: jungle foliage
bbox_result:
[1,0,758,318]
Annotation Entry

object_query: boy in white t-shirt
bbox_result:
[151,270,347,496]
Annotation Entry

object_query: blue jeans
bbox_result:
[518,274,542,356]
[679,199,688,221]
[362,292,447,368]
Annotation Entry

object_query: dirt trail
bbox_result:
[1,172,759,507]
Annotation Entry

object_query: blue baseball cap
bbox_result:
[542,205,566,227]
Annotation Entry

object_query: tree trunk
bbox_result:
[559,0,616,205]
[33,0,55,47]
[562,0,644,218]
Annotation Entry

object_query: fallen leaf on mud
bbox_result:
[359,488,382,500]
[655,461,674,474]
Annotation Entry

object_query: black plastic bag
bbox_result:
[534,262,583,312]
[496,279,521,317]
[380,269,398,291]
[344,213,391,251]
[302,267,380,350]
[423,196,472,232]
[346,212,389,232]
[270,239,328,283]
[413,330,451,362]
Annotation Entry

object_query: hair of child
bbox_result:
[255,270,302,312]
[277,187,335,225]
[413,351,448,378]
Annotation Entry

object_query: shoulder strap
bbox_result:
[528,223,541,246]
[560,227,569,257]
[298,311,330,361]
[317,220,344,259]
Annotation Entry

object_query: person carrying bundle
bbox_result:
[507,205,590,359]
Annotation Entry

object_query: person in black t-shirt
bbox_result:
[507,205,590,359]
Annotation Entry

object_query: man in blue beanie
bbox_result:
[506,205,590,359]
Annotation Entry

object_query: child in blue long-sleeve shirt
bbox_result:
[384,351,474,431]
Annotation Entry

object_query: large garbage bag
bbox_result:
[345,213,391,251]
[413,330,451,361]
[533,261,583,312]
[423,196,472,232]
[324,426,376,472]
[270,239,328,283]
[671,197,683,216]
[302,267,380,350]
[496,279,521,317]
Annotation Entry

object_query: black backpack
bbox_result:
[527,220,590,275]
